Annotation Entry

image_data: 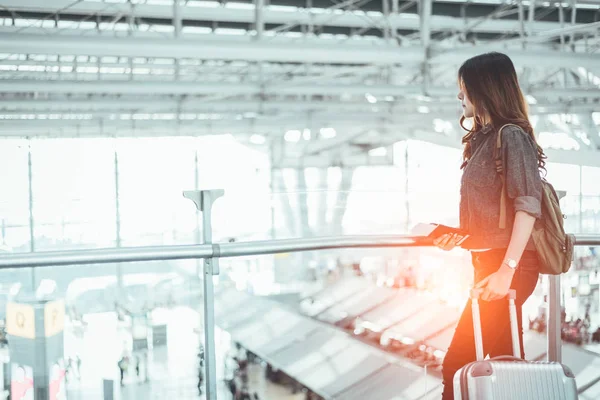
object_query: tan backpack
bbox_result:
[494,124,574,275]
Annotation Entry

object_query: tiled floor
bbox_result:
[64,307,304,400]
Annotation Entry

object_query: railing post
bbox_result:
[548,189,566,363]
[548,275,562,363]
[183,189,224,399]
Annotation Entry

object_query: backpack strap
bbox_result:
[495,124,520,229]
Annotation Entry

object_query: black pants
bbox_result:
[441,249,540,399]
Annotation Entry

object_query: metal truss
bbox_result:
[0,0,598,168]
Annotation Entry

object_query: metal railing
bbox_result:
[0,189,598,399]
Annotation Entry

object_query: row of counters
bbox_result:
[214,277,600,400]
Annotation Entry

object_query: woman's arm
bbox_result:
[475,212,537,301]
[500,210,536,274]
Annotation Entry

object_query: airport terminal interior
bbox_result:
[0,0,599,399]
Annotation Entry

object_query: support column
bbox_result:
[316,169,328,236]
[127,1,135,36]
[330,168,354,236]
[275,170,296,237]
[173,0,182,37]
[272,168,301,283]
[569,0,577,50]
[579,165,584,233]
[558,2,568,86]
[296,168,312,239]
[114,149,124,299]
[7,298,66,400]
[269,150,276,239]
[27,144,36,293]
[382,0,391,42]
[270,138,296,237]
[27,146,35,253]
[420,0,433,95]
[173,0,182,78]
[518,0,525,47]
[528,0,535,36]
[255,0,264,39]
[194,150,202,278]
[404,142,411,232]
[307,0,314,34]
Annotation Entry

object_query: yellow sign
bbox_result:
[6,302,35,339]
[44,300,65,337]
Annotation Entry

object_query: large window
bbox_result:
[30,139,116,251]
[1,136,597,254]
[393,140,462,230]
[117,137,197,247]
[0,140,31,251]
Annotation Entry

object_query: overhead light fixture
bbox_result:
[365,93,377,104]
[417,106,430,114]
[303,128,311,140]
[526,95,537,105]
[368,147,387,157]
[320,127,336,139]
[284,130,301,142]
[9,283,21,297]
[249,134,266,145]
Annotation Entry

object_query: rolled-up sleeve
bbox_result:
[502,126,543,219]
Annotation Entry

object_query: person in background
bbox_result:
[117,356,129,386]
[135,356,140,379]
[433,52,544,399]
[76,356,82,380]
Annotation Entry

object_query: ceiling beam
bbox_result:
[3,0,596,36]
[0,33,422,65]
[0,98,451,112]
[2,33,600,70]
[0,116,441,135]
[2,80,599,100]
[0,58,385,78]
[0,25,597,56]
[0,98,599,116]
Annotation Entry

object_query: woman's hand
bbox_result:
[432,233,462,251]
[474,267,515,302]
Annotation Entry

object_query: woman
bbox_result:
[434,52,545,399]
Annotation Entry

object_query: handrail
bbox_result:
[0,235,431,268]
[0,234,597,269]
[574,234,600,246]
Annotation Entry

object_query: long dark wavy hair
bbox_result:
[458,52,546,170]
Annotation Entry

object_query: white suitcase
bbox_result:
[453,289,578,399]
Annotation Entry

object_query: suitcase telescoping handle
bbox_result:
[470,288,521,361]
